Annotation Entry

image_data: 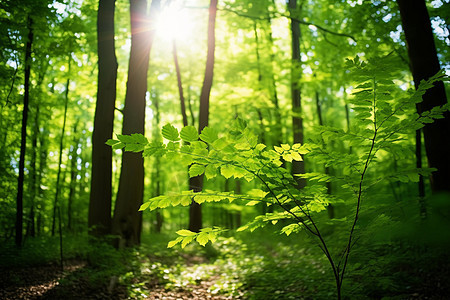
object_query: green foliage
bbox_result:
[109,57,448,298]
[110,59,449,249]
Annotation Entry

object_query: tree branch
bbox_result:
[219,7,357,43]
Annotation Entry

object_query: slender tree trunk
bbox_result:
[67,121,79,231]
[37,122,49,235]
[52,60,71,236]
[316,91,334,218]
[151,91,163,233]
[189,0,217,232]
[288,0,306,189]
[112,0,159,247]
[16,16,33,247]
[397,0,450,193]
[266,4,282,146]
[88,0,118,237]
[173,41,188,127]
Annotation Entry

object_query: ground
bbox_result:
[0,258,236,300]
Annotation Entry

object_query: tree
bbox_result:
[288,0,306,189]
[88,0,118,237]
[188,0,218,232]
[397,0,450,193]
[112,0,159,247]
[15,15,34,247]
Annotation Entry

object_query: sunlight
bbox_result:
[155,2,195,43]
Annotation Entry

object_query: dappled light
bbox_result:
[1,0,449,299]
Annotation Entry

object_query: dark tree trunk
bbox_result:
[52,62,70,237]
[88,0,117,237]
[316,91,334,218]
[188,0,217,233]
[397,0,450,193]
[68,121,79,231]
[16,16,33,247]
[112,0,159,247]
[416,129,427,218]
[288,0,306,189]
[151,91,163,233]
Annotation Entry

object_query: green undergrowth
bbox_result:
[2,223,449,299]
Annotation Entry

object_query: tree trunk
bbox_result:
[173,41,188,127]
[316,91,334,218]
[88,0,117,237]
[288,0,306,189]
[16,16,33,247]
[52,61,70,237]
[112,0,159,247]
[415,129,427,218]
[397,0,450,193]
[188,0,217,232]
[68,121,79,231]
[151,90,163,233]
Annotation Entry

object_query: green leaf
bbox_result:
[167,237,183,248]
[176,229,196,236]
[205,164,218,179]
[291,152,303,161]
[220,164,236,179]
[112,142,125,150]
[180,126,199,142]
[274,146,283,153]
[189,164,206,177]
[281,144,290,150]
[162,124,180,141]
[199,127,218,143]
[181,236,195,248]
[236,225,248,232]
[139,202,151,211]
[105,139,120,146]
[196,232,209,246]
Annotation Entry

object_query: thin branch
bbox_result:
[219,7,357,43]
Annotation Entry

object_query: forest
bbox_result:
[1,0,449,299]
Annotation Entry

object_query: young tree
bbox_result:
[112,0,160,247]
[88,0,118,237]
[397,0,450,193]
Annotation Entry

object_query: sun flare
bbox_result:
[155,2,196,43]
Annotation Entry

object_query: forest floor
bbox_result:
[0,257,236,300]
[2,232,449,299]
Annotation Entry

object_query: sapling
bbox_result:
[107,57,448,299]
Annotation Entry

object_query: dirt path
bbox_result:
[0,260,236,299]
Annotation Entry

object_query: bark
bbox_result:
[397,0,450,193]
[288,0,305,189]
[88,0,117,237]
[188,0,217,232]
[16,16,33,247]
[112,0,159,247]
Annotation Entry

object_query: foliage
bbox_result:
[109,56,449,298]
